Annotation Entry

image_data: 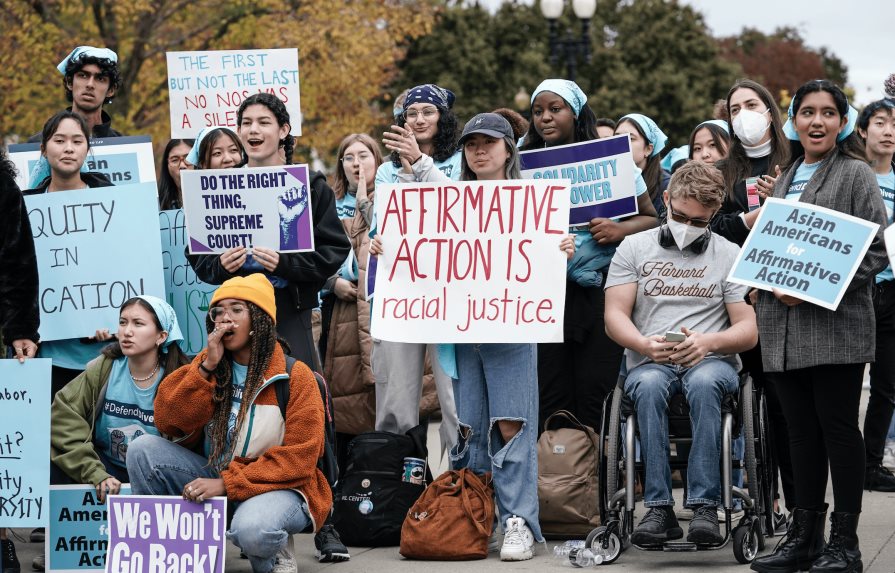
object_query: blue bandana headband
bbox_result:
[661,145,690,171]
[57,46,118,74]
[135,295,183,349]
[620,113,668,157]
[783,97,858,143]
[530,79,588,118]
[696,119,730,135]
[403,84,455,112]
[186,126,239,166]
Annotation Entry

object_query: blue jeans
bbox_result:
[624,359,739,508]
[450,343,543,541]
[127,435,312,573]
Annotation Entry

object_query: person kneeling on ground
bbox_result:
[604,161,758,545]
[127,274,332,573]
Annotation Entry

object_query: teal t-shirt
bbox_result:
[876,169,894,283]
[785,160,824,202]
[336,192,357,220]
[40,339,107,371]
[204,361,248,458]
[94,358,162,468]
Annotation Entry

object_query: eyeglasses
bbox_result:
[668,199,714,228]
[209,304,248,323]
[403,107,438,121]
[342,152,372,164]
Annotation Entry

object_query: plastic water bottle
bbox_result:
[552,540,586,559]
[568,548,604,567]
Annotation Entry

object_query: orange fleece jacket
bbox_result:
[154,346,332,531]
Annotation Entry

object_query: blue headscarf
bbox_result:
[661,145,690,171]
[402,84,455,112]
[186,126,239,166]
[28,155,90,189]
[57,46,118,74]
[783,97,858,143]
[620,114,668,157]
[135,295,183,349]
[530,79,588,118]
[696,119,730,134]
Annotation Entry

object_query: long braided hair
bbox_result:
[204,301,290,469]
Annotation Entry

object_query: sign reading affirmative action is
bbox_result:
[159,210,217,355]
[47,484,131,573]
[0,359,51,527]
[8,136,157,191]
[371,180,571,343]
[167,48,301,137]
[519,134,637,228]
[25,184,166,341]
[181,165,314,254]
[728,198,879,311]
[106,495,226,573]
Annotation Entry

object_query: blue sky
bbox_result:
[476,0,890,105]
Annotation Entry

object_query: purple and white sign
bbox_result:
[106,495,226,573]
[520,134,638,228]
[181,165,314,254]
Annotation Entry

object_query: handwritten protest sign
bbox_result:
[0,359,51,527]
[159,209,217,354]
[47,485,131,573]
[371,180,571,342]
[8,136,157,190]
[885,223,895,272]
[167,49,301,137]
[728,198,879,311]
[181,165,314,254]
[107,495,226,573]
[519,134,637,228]
[25,184,166,341]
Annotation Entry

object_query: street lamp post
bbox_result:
[540,0,596,82]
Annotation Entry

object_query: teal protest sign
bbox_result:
[159,209,217,355]
[728,198,880,311]
[46,485,132,573]
[25,184,166,341]
[0,359,51,527]
[8,136,156,190]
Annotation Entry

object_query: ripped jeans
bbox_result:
[450,343,543,541]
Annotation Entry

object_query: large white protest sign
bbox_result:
[371,180,571,343]
[8,136,157,191]
[181,165,314,254]
[167,48,301,138]
[520,134,638,228]
[885,223,895,273]
[728,198,879,311]
[25,184,166,340]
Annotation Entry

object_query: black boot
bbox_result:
[809,512,862,572]
[751,505,827,573]
[1,538,20,573]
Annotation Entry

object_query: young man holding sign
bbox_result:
[604,161,757,546]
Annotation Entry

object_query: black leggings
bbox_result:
[769,363,865,513]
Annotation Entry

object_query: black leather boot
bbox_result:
[751,505,827,572]
[809,512,862,572]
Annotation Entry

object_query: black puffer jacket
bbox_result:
[0,171,40,344]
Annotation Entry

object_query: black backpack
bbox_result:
[275,356,339,488]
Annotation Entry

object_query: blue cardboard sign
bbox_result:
[25,184,166,341]
[727,198,880,311]
[519,134,638,227]
[46,485,132,573]
[0,358,51,527]
[159,209,217,355]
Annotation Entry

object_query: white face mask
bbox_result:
[732,109,771,146]
[666,218,706,250]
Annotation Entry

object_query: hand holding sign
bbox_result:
[589,217,626,244]
[97,476,122,503]
[221,246,249,273]
[11,339,38,363]
[183,478,225,503]
[253,246,280,272]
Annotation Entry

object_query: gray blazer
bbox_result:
[755,148,888,372]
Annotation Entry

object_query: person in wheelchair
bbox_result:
[604,161,758,546]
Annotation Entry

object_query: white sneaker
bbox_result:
[883,442,895,469]
[270,535,296,573]
[500,516,534,561]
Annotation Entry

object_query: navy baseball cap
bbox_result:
[459,113,514,144]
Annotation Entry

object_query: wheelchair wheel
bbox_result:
[742,377,759,513]
[586,525,623,564]
[605,387,624,504]
[732,521,760,564]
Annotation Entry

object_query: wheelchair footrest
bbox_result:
[662,542,698,552]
